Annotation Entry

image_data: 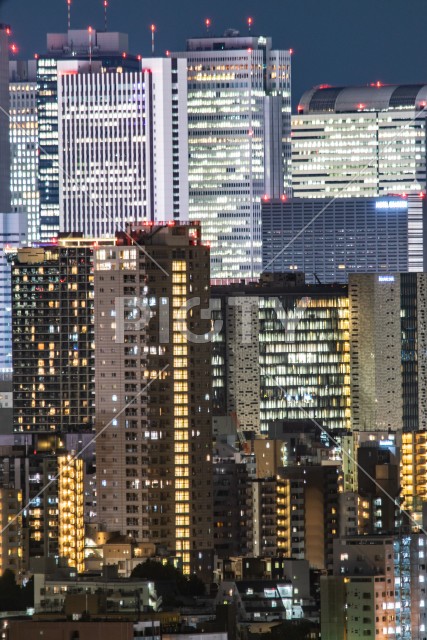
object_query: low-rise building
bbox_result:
[216,580,294,624]
[34,570,161,615]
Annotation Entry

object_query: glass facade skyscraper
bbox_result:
[9,61,39,244]
[212,277,350,434]
[174,34,291,279]
[292,84,427,198]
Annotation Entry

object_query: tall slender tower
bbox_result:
[9,60,39,243]
[0,24,10,212]
[94,222,213,577]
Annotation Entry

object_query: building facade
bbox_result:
[0,212,28,375]
[59,56,188,236]
[173,33,291,279]
[292,84,427,198]
[9,60,39,244]
[212,277,351,435]
[37,29,140,241]
[11,237,111,434]
[261,195,426,283]
[94,222,213,576]
[322,534,427,640]
[349,273,427,431]
[0,24,10,213]
[58,453,84,573]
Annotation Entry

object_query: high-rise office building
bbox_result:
[292,84,427,198]
[37,29,140,241]
[58,56,188,236]
[11,236,112,435]
[212,275,350,434]
[0,24,10,213]
[94,222,213,576]
[349,273,427,431]
[0,212,27,375]
[139,57,189,222]
[278,464,340,571]
[173,33,291,278]
[261,195,426,283]
[9,60,39,243]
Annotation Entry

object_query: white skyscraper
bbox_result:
[141,57,189,221]
[38,29,140,241]
[173,32,291,279]
[9,61,39,244]
[292,84,427,198]
[58,57,188,236]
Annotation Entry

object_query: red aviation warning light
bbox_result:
[9,43,18,55]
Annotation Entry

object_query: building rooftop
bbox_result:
[297,83,427,114]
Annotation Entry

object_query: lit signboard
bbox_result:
[375,200,408,210]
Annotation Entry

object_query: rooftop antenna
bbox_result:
[88,26,93,69]
[103,0,108,31]
[247,17,253,33]
[151,24,156,54]
[205,18,211,35]
[67,0,71,30]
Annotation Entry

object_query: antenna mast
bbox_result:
[103,0,108,32]
[67,0,71,30]
[151,24,156,54]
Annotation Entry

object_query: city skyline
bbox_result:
[3,0,427,109]
[2,3,427,637]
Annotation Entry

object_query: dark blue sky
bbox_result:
[3,0,427,107]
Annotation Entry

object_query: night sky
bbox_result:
[2,0,427,107]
